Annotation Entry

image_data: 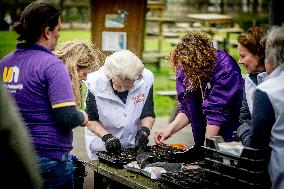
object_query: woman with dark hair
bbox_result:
[154,32,243,149]
[0,1,88,188]
[13,1,61,49]
[236,27,267,134]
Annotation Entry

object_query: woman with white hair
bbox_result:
[238,24,284,188]
[84,50,155,160]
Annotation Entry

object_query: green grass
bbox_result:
[57,30,91,48]
[150,60,176,116]
[0,29,91,59]
[0,31,18,59]
[0,29,243,117]
[0,30,176,116]
[153,76,176,116]
[144,39,172,53]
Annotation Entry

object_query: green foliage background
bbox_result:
[0,29,244,117]
[0,30,177,117]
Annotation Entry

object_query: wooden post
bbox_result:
[269,0,284,26]
[90,0,147,58]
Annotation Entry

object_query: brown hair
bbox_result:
[54,40,105,107]
[237,26,267,68]
[170,32,215,91]
[13,1,61,45]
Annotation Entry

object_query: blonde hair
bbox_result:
[103,50,144,81]
[54,40,105,107]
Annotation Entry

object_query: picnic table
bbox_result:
[167,26,243,52]
[142,51,169,70]
[157,90,179,123]
[187,13,233,27]
[147,1,166,17]
[146,16,180,52]
[211,27,243,52]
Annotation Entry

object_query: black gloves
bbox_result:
[135,126,151,149]
[102,134,122,154]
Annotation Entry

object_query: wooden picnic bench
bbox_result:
[156,90,177,98]
[157,90,179,122]
[211,27,243,51]
[142,51,169,70]
[187,13,233,27]
[145,16,179,52]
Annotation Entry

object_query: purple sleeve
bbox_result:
[45,62,75,106]
[176,68,191,121]
[202,69,243,126]
[176,68,207,146]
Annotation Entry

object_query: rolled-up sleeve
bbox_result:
[85,90,99,121]
[176,68,207,146]
[203,70,243,126]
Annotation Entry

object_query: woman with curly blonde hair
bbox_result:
[54,40,105,108]
[155,32,244,150]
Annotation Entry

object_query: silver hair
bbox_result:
[264,24,284,68]
[103,50,144,81]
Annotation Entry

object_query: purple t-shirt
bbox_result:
[0,43,75,159]
[176,50,244,146]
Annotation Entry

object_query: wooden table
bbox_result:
[187,13,233,27]
[167,24,243,52]
[146,17,179,52]
[87,160,171,189]
[210,27,243,52]
[147,1,166,17]
[156,90,177,98]
[142,51,169,70]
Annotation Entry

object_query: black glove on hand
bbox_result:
[102,134,122,154]
[135,126,151,149]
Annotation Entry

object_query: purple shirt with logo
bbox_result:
[176,50,244,146]
[0,43,75,159]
